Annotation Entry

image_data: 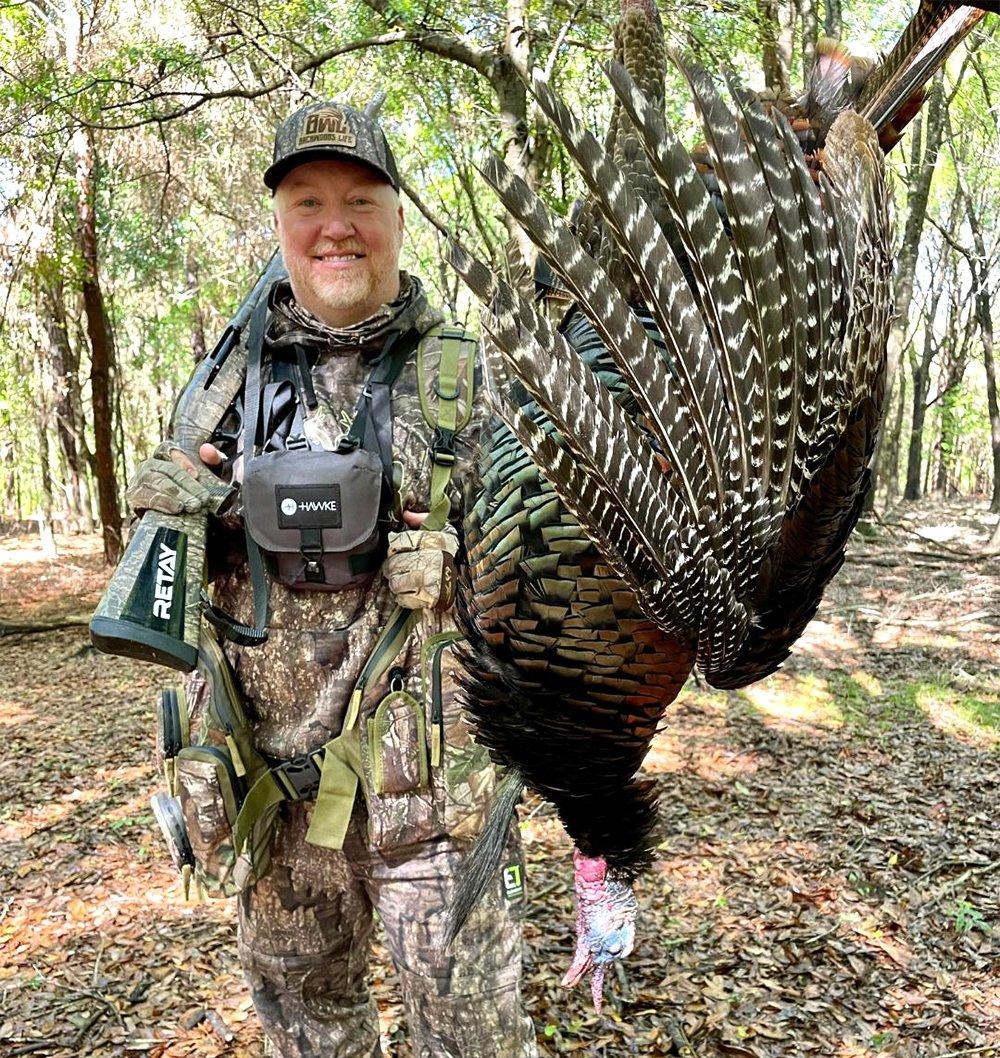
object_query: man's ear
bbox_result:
[272,209,282,235]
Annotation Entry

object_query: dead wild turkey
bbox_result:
[447,0,994,1009]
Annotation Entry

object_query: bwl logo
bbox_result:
[296,108,356,149]
[152,542,176,620]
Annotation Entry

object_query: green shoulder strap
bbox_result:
[419,323,478,531]
[341,322,478,726]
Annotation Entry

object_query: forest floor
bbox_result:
[0,498,998,1058]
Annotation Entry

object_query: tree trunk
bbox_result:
[497,0,535,274]
[2,444,18,521]
[984,515,1000,556]
[932,304,972,499]
[960,206,1000,512]
[983,317,1000,512]
[31,342,57,553]
[934,411,950,496]
[882,368,907,505]
[863,77,945,513]
[896,79,945,333]
[40,265,93,532]
[79,140,122,563]
[801,0,818,84]
[65,0,121,562]
[946,158,1000,512]
[824,0,842,38]
[903,286,942,501]
[758,0,791,95]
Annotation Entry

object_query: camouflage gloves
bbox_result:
[384,526,460,611]
[126,441,234,517]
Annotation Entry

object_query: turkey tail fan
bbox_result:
[671,56,781,502]
[449,237,749,663]
[446,767,524,945]
[857,3,990,151]
[447,242,692,591]
[721,82,809,513]
[456,56,893,689]
[524,68,748,505]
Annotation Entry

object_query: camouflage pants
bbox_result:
[238,803,538,1058]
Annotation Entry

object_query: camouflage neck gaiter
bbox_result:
[268,272,428,358]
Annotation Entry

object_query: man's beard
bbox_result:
[288,255,378,320]
[312,266,376,313]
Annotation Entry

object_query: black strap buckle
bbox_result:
[302,559,325,582]
[430,426,456,466]
[300,528,326,583]
[335,434,361,454]
[275,751,324,800]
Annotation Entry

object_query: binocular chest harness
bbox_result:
[203,292,475,647]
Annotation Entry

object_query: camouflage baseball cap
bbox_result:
[264,101,400,192]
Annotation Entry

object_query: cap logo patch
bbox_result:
[297,108,356,149]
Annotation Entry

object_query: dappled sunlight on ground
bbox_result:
[0,699,37,726]
[0,785,104,841]
[93,763,151,785]
[645,697,765,779]
[740,672,844,733]
[910,521,964,544]
[914,684,1000,747]
[849,671,883,697]
[795,618,865,664]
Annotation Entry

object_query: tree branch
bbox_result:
[79,31,487,130]
[357,0,495,78]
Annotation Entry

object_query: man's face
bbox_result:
[273,158,405,328]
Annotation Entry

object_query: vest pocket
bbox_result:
[175,745,243,894]
[366,691,429,795]
[360,687,435,850]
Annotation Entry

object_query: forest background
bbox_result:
[1,0,999,562]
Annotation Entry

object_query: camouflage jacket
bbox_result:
[187,273,497,852]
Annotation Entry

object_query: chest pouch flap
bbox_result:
[242,446,384,589]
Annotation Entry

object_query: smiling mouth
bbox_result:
[313,252,365,262]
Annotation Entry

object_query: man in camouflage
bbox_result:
[128,100,537,1058]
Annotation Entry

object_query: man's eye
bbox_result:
[299,198,319,208]
[350,198,373,207]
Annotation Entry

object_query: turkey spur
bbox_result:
[449,0,993,1010]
